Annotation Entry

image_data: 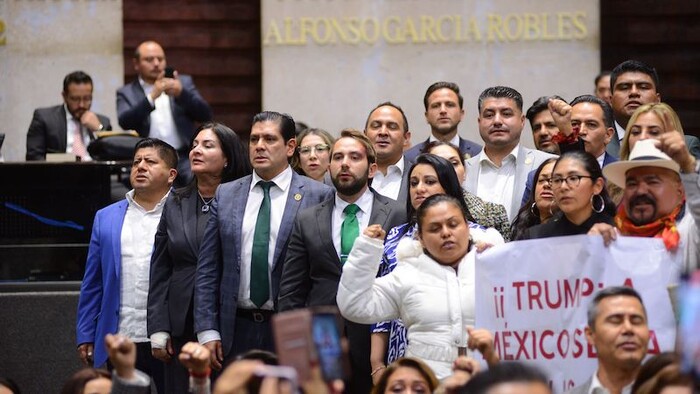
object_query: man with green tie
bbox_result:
[194,111,334,370]
[279,128,405,393]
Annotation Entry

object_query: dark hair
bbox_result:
[631,352,679,394]
[423,140,466,168]
[364,101,409,133]
[526,95,565,126]
[0,377,21,394]
[632,362,693,394]
[416,194,469,237]
[134,138,178,169]
[252,111,297,142]
[595,70,612,86]
[333,128,377,165]
[371,357,439,394]
[458,362,550,394]
[424,81,463,110]
[407,154,472,230]
[553,150,616,217]
[511,158,558,240]
[60,368,111,394]
[478,86,523,113]
[236,349,279,365]
[587,286,646,329]
[63,71,92,92]
[192,122,252,183]
[570,94,615,129]
[610,60,660,93]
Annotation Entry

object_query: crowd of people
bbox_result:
[7,49,700,393]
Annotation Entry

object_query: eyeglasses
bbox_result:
[298,144,330,156]
[550,175,593,188]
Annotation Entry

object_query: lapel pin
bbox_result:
[294,193,302,201]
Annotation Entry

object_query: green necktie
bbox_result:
[251,181,273,307]
[340,204,360,264]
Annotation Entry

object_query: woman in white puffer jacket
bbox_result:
[337,194,500,380]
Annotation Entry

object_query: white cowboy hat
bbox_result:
[603,139,680,187]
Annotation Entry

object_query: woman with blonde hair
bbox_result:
[620,103,700,160]
[291,128,335,183]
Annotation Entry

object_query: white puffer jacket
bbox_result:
[337,234,481,379]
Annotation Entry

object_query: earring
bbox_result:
[224,163,228,168]
[529,202,538,216]
[591,194,605,213]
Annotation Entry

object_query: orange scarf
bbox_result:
[615,201,684,251]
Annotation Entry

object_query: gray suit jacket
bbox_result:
[193,171,334,357]
[465,145,557,221]
[278,189,406,311]
[26,105,112,160]
[564,376,592,394]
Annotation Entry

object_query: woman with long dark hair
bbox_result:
[511,158,558,240]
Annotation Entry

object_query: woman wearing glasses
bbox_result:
[291,128,335,183]
[520,151,615,239]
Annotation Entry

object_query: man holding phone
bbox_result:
[117,40,212,185]
[279,129,405,393]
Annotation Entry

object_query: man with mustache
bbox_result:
[526,95,564,155]
[592,136,699,272]
[565,286,650,394]
[279,129,404,393]
[465,86,556,221]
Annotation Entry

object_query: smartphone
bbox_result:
[273,307,348,382]
[164,66,175,79]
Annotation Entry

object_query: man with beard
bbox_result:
[526,95,564,155]
[592,137,699,272]
[465,86,556,221]
[404,81,481,163]
[565,286,651,394]
[278,128,405,393]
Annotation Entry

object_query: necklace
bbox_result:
[198,191,214,213]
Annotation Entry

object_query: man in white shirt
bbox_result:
[76,138,178,394]
[565,286,650,394]
[364,102,412,203]
[26,70,112,161]
[465,86,556,221]
[194,111,334,370]
[117,40,212,186]
[404,82,481,163]
[279,129,405,393]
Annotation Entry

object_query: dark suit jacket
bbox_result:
[278,189,406,311]
[404,136,482,164]
[26,105,112,160]
[194,171,334,358]
[395,156,411,206]
[116,75,212,143]
[148,187,200,339]
[277,189,405,394]
[76,199,128,368]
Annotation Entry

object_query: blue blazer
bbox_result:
[194,171,334,358]
[116,75,212,143]
[404,136,482,164]
[76,199,128,368]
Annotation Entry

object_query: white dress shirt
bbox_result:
[64,104,93,161]
[372,157,405,200]
[429,134,460,147]
[238,166,293,310]
[332,187,374,260]
[588,371,632,394]
[475,145,519,219]
[615,121,626,143]
[597,152,606,169]
[139,77,183,150]
[117,190,168,343]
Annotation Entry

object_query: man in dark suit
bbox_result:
[526,95,564,155]
[364,102,412,204]
[279,128,405,393]
[26,70,112,161]
[194,111,334,370]
[76,138,178,393]
[404,82,481,163]
[565,286,649,394]
[117,40,212,185]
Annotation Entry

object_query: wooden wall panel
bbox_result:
[601,1,700,137]
[122,0,261,137]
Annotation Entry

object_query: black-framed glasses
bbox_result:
[550,175,593,188]
[298,144,330,156]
